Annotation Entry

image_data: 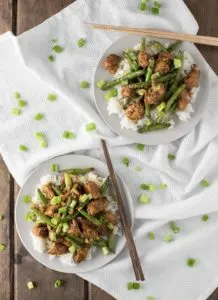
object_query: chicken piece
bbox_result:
[32,224,48,239]
[55,237,71,247]
[48,242,68,255]
[104,212,119,225]
[177,90,192,111]
[158,52,173,63]
[154,52,173,74]
[103,54,121,74]
[68,220,82,237]
[42,184,55,200]
[77,217,99,240]
[87,198,109,216]
[97,224,109,236]
[44,205,59,217]
[121,86,135,98]
[137,51,149,68]
[73,246,90,263]
[85,181,100,199]
[184,65,200,89]
[144,83,166,105]
[125,103,145,121]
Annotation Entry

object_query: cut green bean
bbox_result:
[145,58,155,82]
[79,210,102,226]
[64,172,72,190]
[37,188,48,205]
[100,176,110,195]
[62,168,94,175]
[138,123,170,133]
[167,41,182,52]
[108,234,117,253]
[166,84,186,111]
[31,207,56,228]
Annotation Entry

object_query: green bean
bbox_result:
[65,236,82,249]
[157,72,178,83]
[60,212,78,223]
[61,233,85,245]
[31,207,56,228]
[108,234,117,253]
[102,70,145,91]
[62,168,94,175]
[124,53,139,72]
[79,210,102,226]
[145,104,150,118]
[64,172,72,190]
[140,38,146,51]
[127,81,151,89]
[56,197,71,234]
[149,41,166,53]
[93,238,108,247]
[37,189,48,205]
[166,84,186,111]
[138,123,170,133]
[167,41,182,52]
[51,185,61,196]
[145,58,155,82]
[100,176,110,195]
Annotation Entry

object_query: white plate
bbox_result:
[15,154,134,273]
[94,34,209,145]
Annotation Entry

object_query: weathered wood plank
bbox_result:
[0,0,13,34]
[14,1,87,300]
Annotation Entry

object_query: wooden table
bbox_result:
[0,1,218,299]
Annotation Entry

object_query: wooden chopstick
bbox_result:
[100,139,145,281]
[87,23,218,47]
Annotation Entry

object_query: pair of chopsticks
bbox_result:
[88,23,218,46]
[101,139,145,281]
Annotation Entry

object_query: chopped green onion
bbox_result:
[102,246,110,256]
[148,184,156,192]
[48,55,55,62]
[80,81,90,89]
[154,0,161,8]
[70,200,77,209]
[25,211,37,222]
[127,282,141,290]
[168,153,176,160]
[47,93,57,102]
[49,231,56,242]
[79,194,89,203]
[140,183,149,190]
[54,279,64,288]
[127,282,134,290]
[51,38,58,43]
[0,243,6,252]
[40,140,48,148]
[186,257,196,267]
[14,92,21,99]
[159,183,168,189]
[0,215,4,220]
[52,45,64,53]
[69,245,76,254]
[85,122,96,132]
[148,232,155,240]
[51,164,59,173]
[11,107,22,116]
[77,38,86,48]
[107,223,114,230]
[164,234,173,243]
[64,173,72,190]
[147,297,155,300]
[201,214,209,222]
[27,281,35,290]
[22,195,32,204]
[19,145,29,152]
[139,194,150,204]
[174,58,182,69]
[169,222,180,234]
[151,7,160,15]
[200,179,209,187]
[34,113,44,121]
[58,207,67,214]
[62,222,69,233]
[51,196,61,205]
[135,165,142,172]
[104,88,118,101]
[62,131,77,139]
[96,80,106,90]
[136,143,145,151]
[138,0,148,11]
[157,102,166,113]
[51,217,59,225]
[18,99,27,107]
[35,132,45,140]
[122,157,130,167]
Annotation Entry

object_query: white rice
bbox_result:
[58,253,76,266]
[114,59,130,78]
[107,97,123,117]
[31,233,47,253]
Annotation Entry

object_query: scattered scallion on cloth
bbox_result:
[48,55,55,62]
[35,132,45,140]
[52,45,64,53]
[11,107,22,116]
[77,38,86,48]
[51,38,58,43]
[85,122,96,132]
[139,194,150,204]
[47,93,57,102]
[22,195,32,204]
[0,243,6,252]
[40,140,48,148]
[80,81,90,88]
[14,92,21,99]
[169,222,180,234]
[148,184,156,192]
[62,131,77,139]
[164,234,173,243]
[148,232,155,240]
[168,153,176,160]
[27,281,35,290]
[201,214,209,222]
[54,279,64,288]
[19,145,29,152]
[122,157,130,167]
[18,99,27,107]
[151,0,161,15]
[200,179,210,187]
[34,113,44,121]
[136,143,145,151]
[135,165,142,172]
[138,0,148,11]
[140,183,149,190]
[147,297,155,300]
[186,257,196,267]
[127,282,141,290]
[159,183,168,189]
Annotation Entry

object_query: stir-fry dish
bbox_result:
[97,38,201,132]
[27,168,120,264]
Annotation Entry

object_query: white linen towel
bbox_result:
[0,1,218,299]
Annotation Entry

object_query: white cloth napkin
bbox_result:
[0,0,218,299]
